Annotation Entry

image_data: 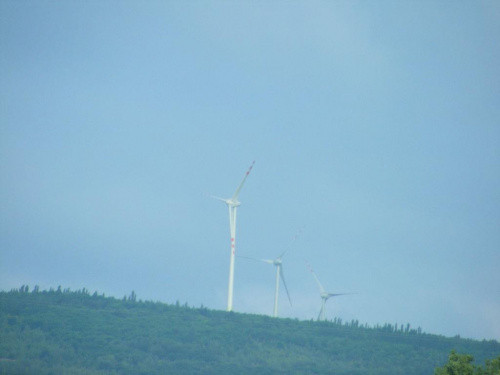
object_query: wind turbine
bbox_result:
[238,230,301,318]
[208,161,255,312]
[307,263,353,321]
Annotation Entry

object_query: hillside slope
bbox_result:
[1,288,498,374]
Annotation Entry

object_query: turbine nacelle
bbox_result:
[322,292,347,301]
[225,198,241,207]
[321,292,331,300]
[206,195,241,207]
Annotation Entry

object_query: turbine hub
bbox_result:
[226,199,241,207]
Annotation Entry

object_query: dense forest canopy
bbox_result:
[1,286,499,374]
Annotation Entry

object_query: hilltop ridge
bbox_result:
[1,287,498,374]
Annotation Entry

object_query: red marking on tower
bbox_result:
[232,244,235,248]
[246,161,254,175]
[231,238,234,242]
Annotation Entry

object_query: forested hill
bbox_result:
[1,287,498,375]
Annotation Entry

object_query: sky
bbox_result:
[1,1,499,341]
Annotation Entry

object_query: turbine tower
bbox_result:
[209,161,255,312]
[307,263,352,321]
[239,230,302,317]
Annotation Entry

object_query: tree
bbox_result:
[127,290,137,302]
[481,356,500,375]
[434,351,500,375]
[435,350,476,375]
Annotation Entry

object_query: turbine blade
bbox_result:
[204,193,228,203]
[279,266,292,307]
[261,259,275,264]
[307,263,325,294]
[326,292,357,299]
[277,226,303,259]
[231,161,255,201]
[237,255,273,264]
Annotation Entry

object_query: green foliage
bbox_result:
[434,350,500,375]
[435,351,477,375]
[0,286,499,374]
[482,356,500,375]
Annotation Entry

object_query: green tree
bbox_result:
[435,351,476,375]
[481,356,500,375]
[435,351,500,375]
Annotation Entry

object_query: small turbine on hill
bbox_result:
[307,263,354,321]
[208,161,255,312]
[239,230,301,317]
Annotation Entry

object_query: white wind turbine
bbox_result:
[239,230,301,318]
[208,161,255,312]
[307,263,353,321]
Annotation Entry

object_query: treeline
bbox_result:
[9,285,426,334]
[326,317,423,335]
[1,286,499,375]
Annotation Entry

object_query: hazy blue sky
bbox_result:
[1,1,499,341]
